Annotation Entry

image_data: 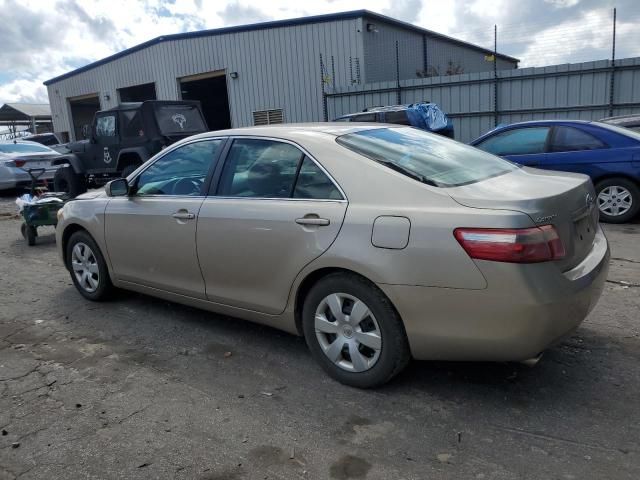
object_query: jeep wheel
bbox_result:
[54,166,87,198]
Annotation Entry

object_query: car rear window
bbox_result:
[0,143,53,154]
[154,104,207,134]
[336,127,518,187]
[594,121,640,141]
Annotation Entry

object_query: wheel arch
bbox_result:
[293,266,401,337]
[60,223,90,267]
[52,154,86,174]
[592,173,640,188]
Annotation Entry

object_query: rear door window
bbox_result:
[550,126,606,152]
[217,139,304,198]
[293,157,343,200]
[476,127,550,156]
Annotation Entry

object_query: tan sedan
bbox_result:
[56,124,609,388]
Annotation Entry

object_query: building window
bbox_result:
[253,109,284,126]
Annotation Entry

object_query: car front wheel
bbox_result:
[302,273,410,388]
[66,230,113,301]
[596,178,640,223]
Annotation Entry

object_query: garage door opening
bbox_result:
[118,82,157,102]
[179,71,231,131]
[68,94,100,141]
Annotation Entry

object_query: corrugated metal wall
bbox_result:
[327,57,640,142]
[362,18,516,83]
[47,18,366,139]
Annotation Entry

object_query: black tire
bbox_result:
[20,223,37,246]
[65,230,113,301]
[120,164,140,179]
[595,178,640,224]
[26,225,37,246]
[54,165,87,198]
[302,273,410,388]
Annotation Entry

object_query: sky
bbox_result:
[0,0,639,105]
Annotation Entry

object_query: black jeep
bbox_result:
[53,100,208,196]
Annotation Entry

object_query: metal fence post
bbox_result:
[608,7,617,117]
[493,24,499,127]
[395,41,402,104]
[320,53,328,122]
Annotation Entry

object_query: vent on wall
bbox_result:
[253,109,284,126]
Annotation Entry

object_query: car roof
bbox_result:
[599,114,640,126]
[103,100,202,112]
[186,123,390,142]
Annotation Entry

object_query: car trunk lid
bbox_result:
[446,167,599,271]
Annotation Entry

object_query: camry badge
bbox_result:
[535,213,557,223]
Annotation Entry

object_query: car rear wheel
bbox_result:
[302,273,410,388]
[54,165,87,198]
[66,231,113,301]
[595,178,640,224]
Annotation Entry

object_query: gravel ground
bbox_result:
[0,193,639,480]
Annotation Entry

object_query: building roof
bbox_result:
[44,10,519,86]
[0,103,51,120]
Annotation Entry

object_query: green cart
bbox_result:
[19,168,69,246]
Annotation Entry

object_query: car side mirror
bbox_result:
[105,178,129,197]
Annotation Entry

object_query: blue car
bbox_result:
[471,120,640,223]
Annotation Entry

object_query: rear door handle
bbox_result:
[172,211,195,220]
[295,217,330,226]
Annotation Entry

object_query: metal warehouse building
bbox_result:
[45,10,518,141]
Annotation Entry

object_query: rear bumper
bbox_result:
[379,226,610,361]
[0,166,58,190]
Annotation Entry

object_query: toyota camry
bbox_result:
[56,124,609,388]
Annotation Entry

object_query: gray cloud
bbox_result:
[60,0,117,41]
[383,0,423,24]
[217,2,272,26]
[448,0,640,66]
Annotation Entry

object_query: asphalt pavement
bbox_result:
[0,194,639,480]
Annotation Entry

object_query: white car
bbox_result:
[0,141,63,190]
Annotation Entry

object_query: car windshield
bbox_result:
[0,143,53,154]
[336,127,518,187]
[594,121,640,141]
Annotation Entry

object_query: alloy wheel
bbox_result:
[597,185,633,217]
[71,242,100,293]
[314,293,382,373]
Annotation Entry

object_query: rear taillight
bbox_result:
[454,225,566,263]
[14,159,26,167]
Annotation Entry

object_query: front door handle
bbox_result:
[295,217,330,226]
[172,211,195,220]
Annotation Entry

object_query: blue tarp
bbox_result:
[405,103,452,135]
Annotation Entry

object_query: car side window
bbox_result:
[477,127,550,156]
[293,157,343,200]
[384,111,411,125]
[550,126,606,152]
[217,139,304,198]
[135,139,223,196]
[352,113,377,122]
[120,110,144,138]
[96,115,116,137]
